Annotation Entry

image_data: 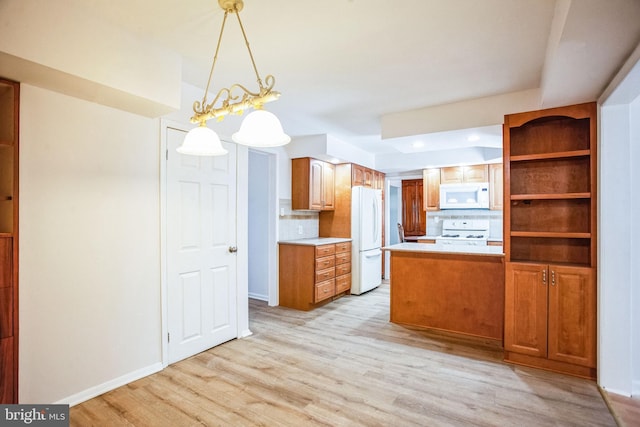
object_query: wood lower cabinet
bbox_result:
[279,241,351,311]
[401,179,425,236]
[504,262,596,378]
[334,242,351,294]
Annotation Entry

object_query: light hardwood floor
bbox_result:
[71,283,620,426]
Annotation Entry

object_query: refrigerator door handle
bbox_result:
[364,249,382,258]
[372,195,379,243]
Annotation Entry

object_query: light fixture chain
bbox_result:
[202,10,230,110]
[233,3,264,90]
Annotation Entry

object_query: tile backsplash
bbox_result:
[278,199,319,241]
[426,210,503,239]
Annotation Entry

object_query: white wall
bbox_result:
[632,97,640,394]
[598,52,640,396]
[19,85,162,403]
[248,150,270,301]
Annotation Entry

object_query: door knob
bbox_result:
[228,246,238,253]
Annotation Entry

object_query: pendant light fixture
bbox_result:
[177,0,290,156]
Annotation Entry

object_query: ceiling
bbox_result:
[66,0,640,162]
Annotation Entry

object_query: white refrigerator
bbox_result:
[351,186,383,295]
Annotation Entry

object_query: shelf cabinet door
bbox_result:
[547,265,596,368]
[422,168,440,211]
[504,262,548,358]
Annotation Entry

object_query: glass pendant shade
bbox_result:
[232,110,291,147]
[177,125,228,156]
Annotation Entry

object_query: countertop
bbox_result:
[383,242,504,256]
[278,237,352,246]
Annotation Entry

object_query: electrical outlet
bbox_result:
[297,225,303,235]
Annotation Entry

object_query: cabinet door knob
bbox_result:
[542,269,547,285]
[551,270,556,286]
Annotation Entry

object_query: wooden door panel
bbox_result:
[548,265,596,367]
[504,262,548,358]
[464,164,489,182]
[440,167,463,184]
[309,160,324,210]
[322,162,335,209]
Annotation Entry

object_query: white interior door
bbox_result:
[166,127,238,364]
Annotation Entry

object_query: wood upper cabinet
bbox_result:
[401,179,425,236]
[351,164,366,187]
[373,170,384,190]
[505,262,596,369]
[292,158,335,211]
[422,168,440,211]
[489,163,503,210]
[440,165,488,184]
[352,164,379,188]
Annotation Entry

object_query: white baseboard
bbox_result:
[248,292,268,301]
[56,362,164,406]
[238,328,253,339]
[600,384,633,398]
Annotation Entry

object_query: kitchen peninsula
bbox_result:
[383,243,505,341]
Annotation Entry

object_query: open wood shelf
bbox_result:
[510,193,591,200]
[510,150,590,162]
[510,231,591,239]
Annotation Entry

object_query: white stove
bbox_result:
[435,219,490,246]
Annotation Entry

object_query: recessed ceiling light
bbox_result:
[412,141,424,148]
[467,134,480,142]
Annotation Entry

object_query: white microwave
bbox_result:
[439,182,490,209]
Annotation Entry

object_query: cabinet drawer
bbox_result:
[316,244,335,257]
[335,274,351,294]
[335,251,351,265]
[315,279,335,302]
[315,255,335,271]
[335,241,351,253]
[315,267,335,283]
[335,262,351,276]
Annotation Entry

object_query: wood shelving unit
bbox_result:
[503,102,597,379]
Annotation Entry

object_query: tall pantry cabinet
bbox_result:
[401,179,425,236]
[503,102,597,379]
[0,78,19,403]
